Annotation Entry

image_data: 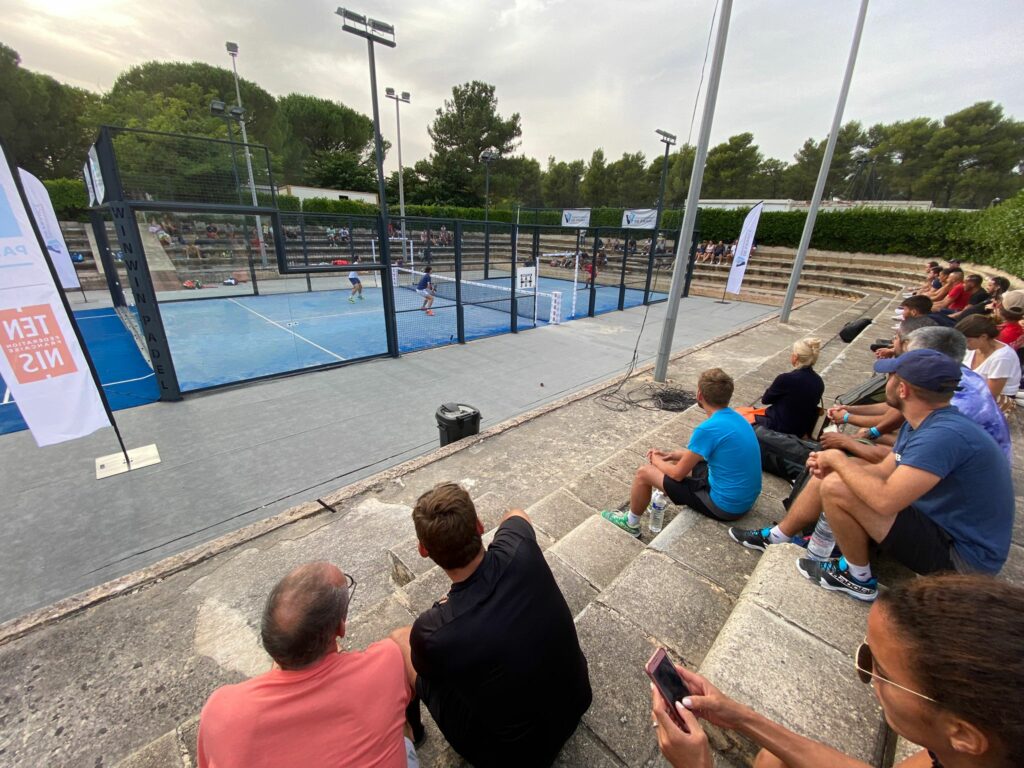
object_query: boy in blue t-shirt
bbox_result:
[416,267,435,316]
[602,368,762,537]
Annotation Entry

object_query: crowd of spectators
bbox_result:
[195,256,1021,768]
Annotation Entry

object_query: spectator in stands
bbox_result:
[730,348,1013,601]
[197,562,420,768]
[826,326,1012,464]
[956,314,1021,402]
[651,574,1024,768]
[712,241,726,265]
[900,294,932,319]
[603,369,761,536]
[932,269,967,311]
[391,483,591,768]
[912,264,942,295]
[874,315,937,361]
[923,268,955,303]
[994,304,1024,348]
[757,337,825,438]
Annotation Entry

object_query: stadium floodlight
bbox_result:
[646,128,677,298]
[228,106,246,120]
[386,87,412,260]
[480,149,498,278]
[656,129,677,145]
[336,7,396,47]
[210,99,227,116]
[225,41,239,55]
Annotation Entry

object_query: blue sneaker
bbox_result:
[796,556,878,602]
[728,525,807,552]
[600,509,641,538]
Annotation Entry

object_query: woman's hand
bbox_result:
[651,683,712,768]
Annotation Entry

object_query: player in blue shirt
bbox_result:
[416,267,435,316]
[602,368,761,537]
[347,257,363,303]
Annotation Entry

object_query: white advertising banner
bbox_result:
[20,169,80,290]
[87,144,106,205]
[621,208,658,229]
[0,145,110,446]
[725,202,764,295]
[83,161,97,207]
[561,209,591,228]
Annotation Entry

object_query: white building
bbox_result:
[698,198,933,212]
[280,185,379,206]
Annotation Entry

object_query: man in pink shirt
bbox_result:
[198,562,420,768]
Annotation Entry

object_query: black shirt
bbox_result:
[411,517,592,768]
[761,366,825,437]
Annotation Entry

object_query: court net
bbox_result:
[393,267,561,325]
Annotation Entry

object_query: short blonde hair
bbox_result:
[792,337,822,368]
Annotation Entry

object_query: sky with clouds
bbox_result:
[2,0,1021,174]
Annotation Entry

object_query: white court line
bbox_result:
[0,373,157,407]
[227,299,347,361]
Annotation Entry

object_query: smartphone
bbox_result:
[645,648,690,729]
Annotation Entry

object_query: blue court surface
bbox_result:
[0,308,160,436]
[158,276,666,392]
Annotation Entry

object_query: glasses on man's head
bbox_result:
[342,572,357,616]
[855,641,936,703]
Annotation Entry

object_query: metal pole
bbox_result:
[653,0,733,382]
[230,54,269,269]
[780,0,869,323]
[483,163,491,279]
[646,139,672,303]
[393,96,408,262]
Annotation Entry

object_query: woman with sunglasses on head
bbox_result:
[650,574,1024,768]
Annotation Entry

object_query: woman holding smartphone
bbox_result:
[650,574,1023,768]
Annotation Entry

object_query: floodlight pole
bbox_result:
[481,148,496,279]
[780,0,868,323]
[647,130,676,302]
[386,88,410,261]
[227,44,269,268]
[653,0,732,383]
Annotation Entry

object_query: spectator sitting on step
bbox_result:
[956,314,1021,404]
[603,368,762,537]
[826,326,1011,465]
[756,337,825,438]
[994,304,1024,349]
[932,273,985,324]
[390,483,591,768]
[197,561,421,768]
[729,349,1013,602]
[910,262,941,294]
[874,314,936,360]
[651,574,1024,768]
[712,240,726,265]
[925,268,960,305]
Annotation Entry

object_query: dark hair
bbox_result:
[955,314,998,339]
[905,326,967,361]
[992,276,1010,294]
[965,273,983,286]
[897,315,937,339]
[424,266,432,273]
[927,261,939,268]
[261,563,347,670]
[698,368,734,408]
[900,295,933,315]
[413,482,482,570]
[940,268,953,276]
[878,575,1024,768]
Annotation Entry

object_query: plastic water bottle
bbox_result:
[807,513,836,561]
[648,490,668,533]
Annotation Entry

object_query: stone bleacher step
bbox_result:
[696,543,884,766]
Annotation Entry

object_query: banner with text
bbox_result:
[561,209,591,228]
[621,208,658,229]
[20,169,80,290]
[725,202,764,295]
[0,144,110,446]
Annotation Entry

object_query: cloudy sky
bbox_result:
[3,0,1022,173]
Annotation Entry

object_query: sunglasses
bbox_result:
[855,641,936,703]
[343,572,357,615]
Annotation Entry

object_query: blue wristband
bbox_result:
[843,413,850,424]
[868,427,881,439]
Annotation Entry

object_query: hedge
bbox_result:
[43,178,90,221]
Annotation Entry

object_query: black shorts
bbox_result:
[878,506,956,574]
[661,462,744,522]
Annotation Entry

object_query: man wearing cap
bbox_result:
[729,348,1014,602]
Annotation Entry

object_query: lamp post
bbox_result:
[385,87,410,261]
[647,129,677,301]
[480,148,497,278]
[210,100,243,203]
[225,42,269,268]
[336,7,399,357]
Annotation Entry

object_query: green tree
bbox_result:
[581,149,613,207]
[665,145,696,206]
[0,44,98,178]
[607,152,652,207]
[702,133,764,197]
[783,121,867,199]
[275,93,375,184]
[542,157,585,208]
[304,152,376,192]
[492,155,543,207]
[419,81,522,205]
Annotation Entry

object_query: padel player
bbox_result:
[417,267,436,316]
[347,258,364,303]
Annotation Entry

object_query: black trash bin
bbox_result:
[436,402,481,447]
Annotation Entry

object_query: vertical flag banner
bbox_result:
[725,202,764,295]
[0,144,110,446]
[19,169,80,290]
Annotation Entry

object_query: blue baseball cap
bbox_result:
[873,348,962,392]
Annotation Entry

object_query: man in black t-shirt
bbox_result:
[392,483,591,768]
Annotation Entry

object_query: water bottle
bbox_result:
[807,513,836,561]
[648,490,668,533]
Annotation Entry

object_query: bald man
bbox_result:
[198,562,421,768]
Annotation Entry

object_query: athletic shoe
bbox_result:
[796,556,878,602]
[600,509,641,538]
[358,294,364,300]
[425,310,435,316]
[728,525,806,552]
[348,297,355,303]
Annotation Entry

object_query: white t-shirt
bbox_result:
[964,344,1021,396]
